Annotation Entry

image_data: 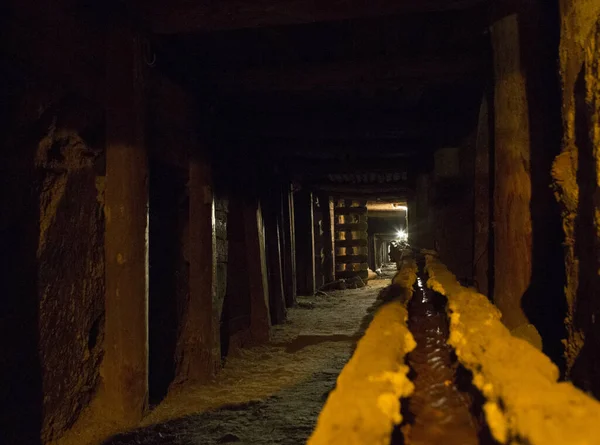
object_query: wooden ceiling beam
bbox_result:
[309,183,411,195]
[282,157,415,173]
[127,0,487,34]
[284,164,413,181]
[217,111,471,142]
[209,55,482,92]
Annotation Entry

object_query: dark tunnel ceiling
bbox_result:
[142,0,490,185]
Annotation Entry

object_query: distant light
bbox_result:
[391,204,408,211]
[396,230,408,241]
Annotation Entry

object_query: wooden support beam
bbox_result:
[218,101,481,142]
[312,196,324,289]
[412,174,434,249]
[128,0,486,33]
[473,95,491,296]
[175,154,219,383]
[103,25,148,420]
[310,183,410,196]
[264,184,286,325]
[318,193,336,283]
[294,190,316,295]
[263,140,424,161]
[244,196,271,343]
[281,183,297,307]
[283,157,416,176]
[212,56,482,93]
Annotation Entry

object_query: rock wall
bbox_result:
[0,1,110,441]
[553,0,600,396]
[0,76,105,443]
[37,104,105,441]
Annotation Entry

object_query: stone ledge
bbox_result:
[424,254,600,445]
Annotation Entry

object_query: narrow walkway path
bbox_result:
[102,278,390,445]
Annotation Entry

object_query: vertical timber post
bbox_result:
[474,96,491,295]
[175,153,218,382]
[319,193,335,283]
[104,25,149,420]
[244,195,271,343]
[265,183,286,325]
[294,190,316,295]
[491,13,532,329]
[282,183,297,306]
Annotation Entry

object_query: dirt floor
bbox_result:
[100,271,395,445]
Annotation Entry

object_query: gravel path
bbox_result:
[101,276,393,445]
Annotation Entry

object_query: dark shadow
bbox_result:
[148,162,188,405]
[519,3,568,375]
[0,61,44,444]
[0,172,43,445]
[570,65,600,398]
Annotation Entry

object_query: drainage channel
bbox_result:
[395,257,495,445]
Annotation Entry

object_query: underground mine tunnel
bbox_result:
[3,0,600,444]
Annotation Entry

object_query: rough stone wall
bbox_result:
[553,0,600,396]
[0,76,105,442]
[37,105,105,441]
[1,2,108,440]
